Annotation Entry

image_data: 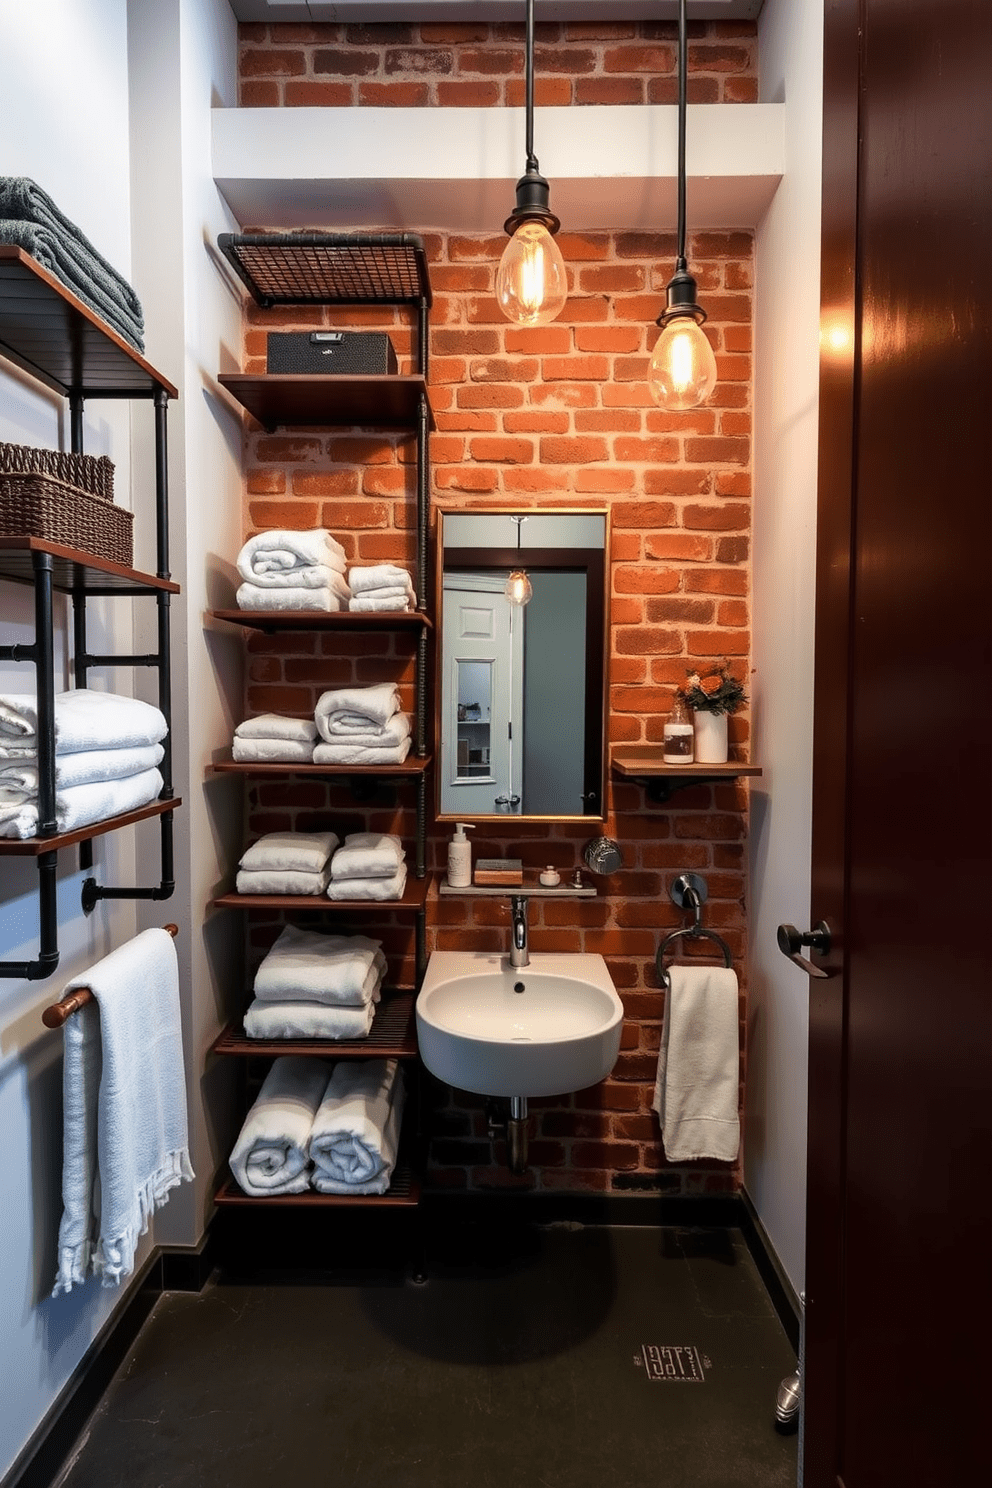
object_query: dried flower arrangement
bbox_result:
[678,664,749,716]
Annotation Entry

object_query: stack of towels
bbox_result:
[348,564,416,614]
[0,689,166,840]
[228,1055,405,1197]
[328,832,408,902]
[236,529,351,614]
[232,714,316,764]
[243,926,387,1040]
[0,177,144,351]
[236,831,338,896]
[314,682,411,766]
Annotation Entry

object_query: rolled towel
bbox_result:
[347,564,415,595]
[349,593,415,614]
[326,862,408,902]
[234,714,318,744]
[239,831,338,876]
[236,529,347,585]
[0,689,167,755]
[244,999,376,1042]
[0,744,164,804]
[313,712,411,753]
[313,739,412,767]
[254,926,386,1006]
[0,767,163,841]
[236,581,346,614]
[330,833,406,882]
[236,867,331,897]
[315,683,400,740]
[228,1056,329,1196]
[308,1059,405,1195]
[232,737,315,764]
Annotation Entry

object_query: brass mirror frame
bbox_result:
[434,505,610,825]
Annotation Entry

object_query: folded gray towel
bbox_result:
[0,176,144,349]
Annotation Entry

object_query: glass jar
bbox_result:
[663,694,695,764]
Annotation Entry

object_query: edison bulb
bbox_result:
[496,221,567,327]
[648,316,718,410]
[505,569,533,606]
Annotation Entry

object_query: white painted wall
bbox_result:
[745,0,824,1295]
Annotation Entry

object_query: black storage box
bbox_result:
[266,331,397,375]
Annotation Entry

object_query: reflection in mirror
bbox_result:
[436,509,608,822]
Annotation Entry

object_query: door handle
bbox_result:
[494,794,521,808]
[777,921,832,978]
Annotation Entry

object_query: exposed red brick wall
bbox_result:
[238,20,758,108]
[231,28,754,1199]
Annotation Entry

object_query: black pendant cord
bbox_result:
[525,0,538,172]
[676,0,688,272]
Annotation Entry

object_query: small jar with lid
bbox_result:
[663,694,694,764]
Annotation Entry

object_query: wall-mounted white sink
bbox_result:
[416,951,624,1099]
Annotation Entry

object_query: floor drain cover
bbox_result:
[635,1345,710,1382]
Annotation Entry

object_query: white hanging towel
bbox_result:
[52,929,193,1294]
[228,1056,329,1196]
[308,1059,405,1195]
[651,965,741,1163]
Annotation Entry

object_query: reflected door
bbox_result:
[440,577,523,814]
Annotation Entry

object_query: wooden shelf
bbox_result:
[611,747,762,803]
[0,246,176,399]
[212,872,431,913]
[217,372,433,432]
[211,755,431,778]
[0,796,182,857]
[213,1165,421,1208]
[211,992,417,1059]
[0,536,180,595]
[207,607,430,633]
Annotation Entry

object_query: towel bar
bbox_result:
[41,923,179,1027]
[655,873,733,990]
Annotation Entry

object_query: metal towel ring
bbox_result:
[655,872,734,989]
[655,926,734,990]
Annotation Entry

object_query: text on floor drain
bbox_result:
[635,1345,710,1382]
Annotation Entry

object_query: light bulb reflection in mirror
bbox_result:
[497,222,567,327]
[504,569,533,606]
[648,316,718,410]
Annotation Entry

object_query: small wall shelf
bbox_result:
[438,880,598,899]
[208,607,431,632]
[611,746,762,803]
[217,372,433,433]
[211,991,417,1060]
[212,1168,421,1208]
[212,873,432,915]
[0,797,182,858]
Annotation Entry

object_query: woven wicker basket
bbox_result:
[0,441,114,501]
[0,472,132,567]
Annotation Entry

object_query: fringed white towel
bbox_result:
[326,862,408,902]
[234,714,317,744]
[0,767,163,840]
[236,528,347,583]
[236,581,346,614]
[330,833,406,881]
[651,965,741,1163]
[315,683,400,739]
[239,831,338,875]
[52,929,193,1294]
[228,1056,328,1196]
[309,1059,405,1195]
[254,925,386,1005]
[0,689,167,755]
[244,999,376,1041]
[313,739,412,767]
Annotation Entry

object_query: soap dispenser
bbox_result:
[447,822,475,887]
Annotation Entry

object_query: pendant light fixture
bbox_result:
[648,0,718,410]
[504,516,533,607]
[496,0,567,327]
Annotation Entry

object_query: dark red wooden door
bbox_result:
[805,1,992,1484]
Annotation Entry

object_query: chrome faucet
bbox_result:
[509,895,530,968]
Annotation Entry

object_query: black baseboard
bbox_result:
[737,1187,802,1352]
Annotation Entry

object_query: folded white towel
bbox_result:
[348,564,415,595]
[254,925,386,1006]
[330,832,406,882]
[228,1056,329,1196]
[308,1059,405,1195]
[232,737,315,764]
[236,867,331,896]
[348,594,414,613]
[0,689,167,755]
[318,709,411,745]
[244,999,376,1041]
[239,831,338,875]
[326,862,408,902]
[53,929,193,1294]
[236,581,346,614]
[315,683,400,740]
[237,528,347,584]
[0,767,163,840]
[235,714,318,744]
[651,965,741,1163]
[313,739,412,767]
[0,743,164,803]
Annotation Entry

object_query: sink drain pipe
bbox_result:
[488,1096,530,1172]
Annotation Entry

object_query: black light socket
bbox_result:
[656,263,708,328]
[503,167,561,237]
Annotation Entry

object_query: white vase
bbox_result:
[693,710,729,764]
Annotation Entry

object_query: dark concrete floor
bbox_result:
[56,1225,797,1488]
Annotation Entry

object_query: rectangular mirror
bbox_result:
[435,508,609,822]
